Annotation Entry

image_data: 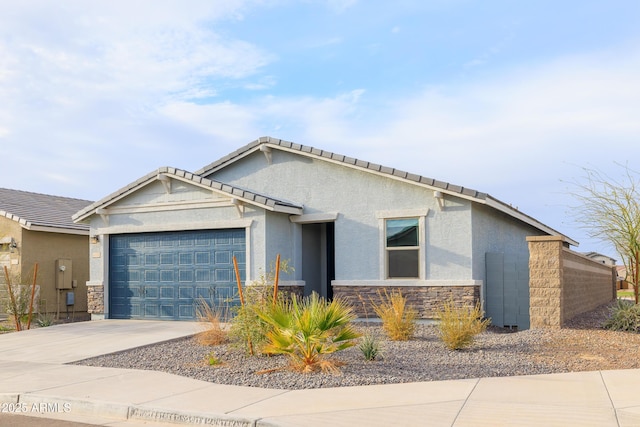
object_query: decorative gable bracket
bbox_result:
[231,198,245,218]
[95,208,109,226]
[260,144,272,164]
[158,174,172,194]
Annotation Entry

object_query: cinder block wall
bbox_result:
[527,236,615,328]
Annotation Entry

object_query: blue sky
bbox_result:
[2,0,640,257]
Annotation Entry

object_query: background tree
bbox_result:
[571,165,640,304]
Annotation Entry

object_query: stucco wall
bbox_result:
[528,236,615,328]
[0,217,23,282]
[472,203,547,280]
[208,148,475,282]
[0,217,89,317]
[21,230,89,315]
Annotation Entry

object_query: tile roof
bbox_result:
[0,188,92,233]
[196,136,577,246]
[196,136,489,199]
[73,167,303,222]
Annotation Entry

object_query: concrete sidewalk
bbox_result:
[1,321,639,426]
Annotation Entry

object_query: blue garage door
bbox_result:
[109,229,246,320]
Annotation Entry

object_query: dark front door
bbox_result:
[301,222,335,300]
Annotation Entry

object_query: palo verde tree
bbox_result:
[571,164,640,304]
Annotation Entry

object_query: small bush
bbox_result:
[36,314,54,328]
[206,351,223,366]
[257,293,361,372]
[195,298,228,346]
[603,299,640,332]
[359,332,381,361]
[228,259,292,355]
[372,290,417,341]
[436,298,490,350]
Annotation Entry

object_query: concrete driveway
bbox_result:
[0,320,201,364]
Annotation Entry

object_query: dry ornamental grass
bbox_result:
[76,301,640,390]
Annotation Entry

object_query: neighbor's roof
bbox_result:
[197,136,579,246]
[73,166,303,223]
[0,188,92,234]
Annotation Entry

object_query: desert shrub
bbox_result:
[206,351,223,366]
[257,293,361,372]
[1,284,33,331]
[436,298,490,350]
[603,299,640,332]
[228,259,292,355]
[35,313,54,328]
[195,298,228,346]
[359,332,381,361]
[372,290,417,341]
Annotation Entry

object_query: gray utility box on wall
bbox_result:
[55,259,73,290]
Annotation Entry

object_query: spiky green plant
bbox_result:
[228,259,293,355]
[359,332,381,361]
[603,298,640,332]
[257,293,361,372]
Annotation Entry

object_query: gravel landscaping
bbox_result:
[74,301,640,390]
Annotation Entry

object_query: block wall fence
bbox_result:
[527,235,616,328]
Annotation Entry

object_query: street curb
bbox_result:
[9,393,259,426]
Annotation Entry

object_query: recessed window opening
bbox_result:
[385,218,419,278]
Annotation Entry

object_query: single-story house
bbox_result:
[584,252,617,267]
[73,137,578,329]
[0,188,92,320]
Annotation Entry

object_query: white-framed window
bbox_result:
[385,218,420,278]
[377,209,428,280]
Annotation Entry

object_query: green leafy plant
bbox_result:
[2,284,32,331]
[372,290,417,341]
[35,313,54,328]
[359,332,381,361]
[257,293,361,372]
[436,297,490,350]
[228,258,293,355]
[0,323,14,333]
[206,351,222,366]
[603,298,640,332]
[195,298,228,346]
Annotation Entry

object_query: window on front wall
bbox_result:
[385,218,420,278]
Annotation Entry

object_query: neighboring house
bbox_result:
[616,265,632,290]
[584,252,617,267]
[0,188,92,320]
[73,137,579,329]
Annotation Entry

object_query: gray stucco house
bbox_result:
[73,137,576,329]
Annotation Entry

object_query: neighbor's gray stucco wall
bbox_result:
[207,148,475,283]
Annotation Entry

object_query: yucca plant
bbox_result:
[603,298,640,332]
[359,332,381,361]
[436,297,490,350]
[257,293,361,372]
[371,290,417,341]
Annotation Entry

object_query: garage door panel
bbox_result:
[178,304,194,319]
[179,286,194,300]
[144,304,158,317]
[109,229,245,320]
[160,305,174,318]
[160,286,174,299]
